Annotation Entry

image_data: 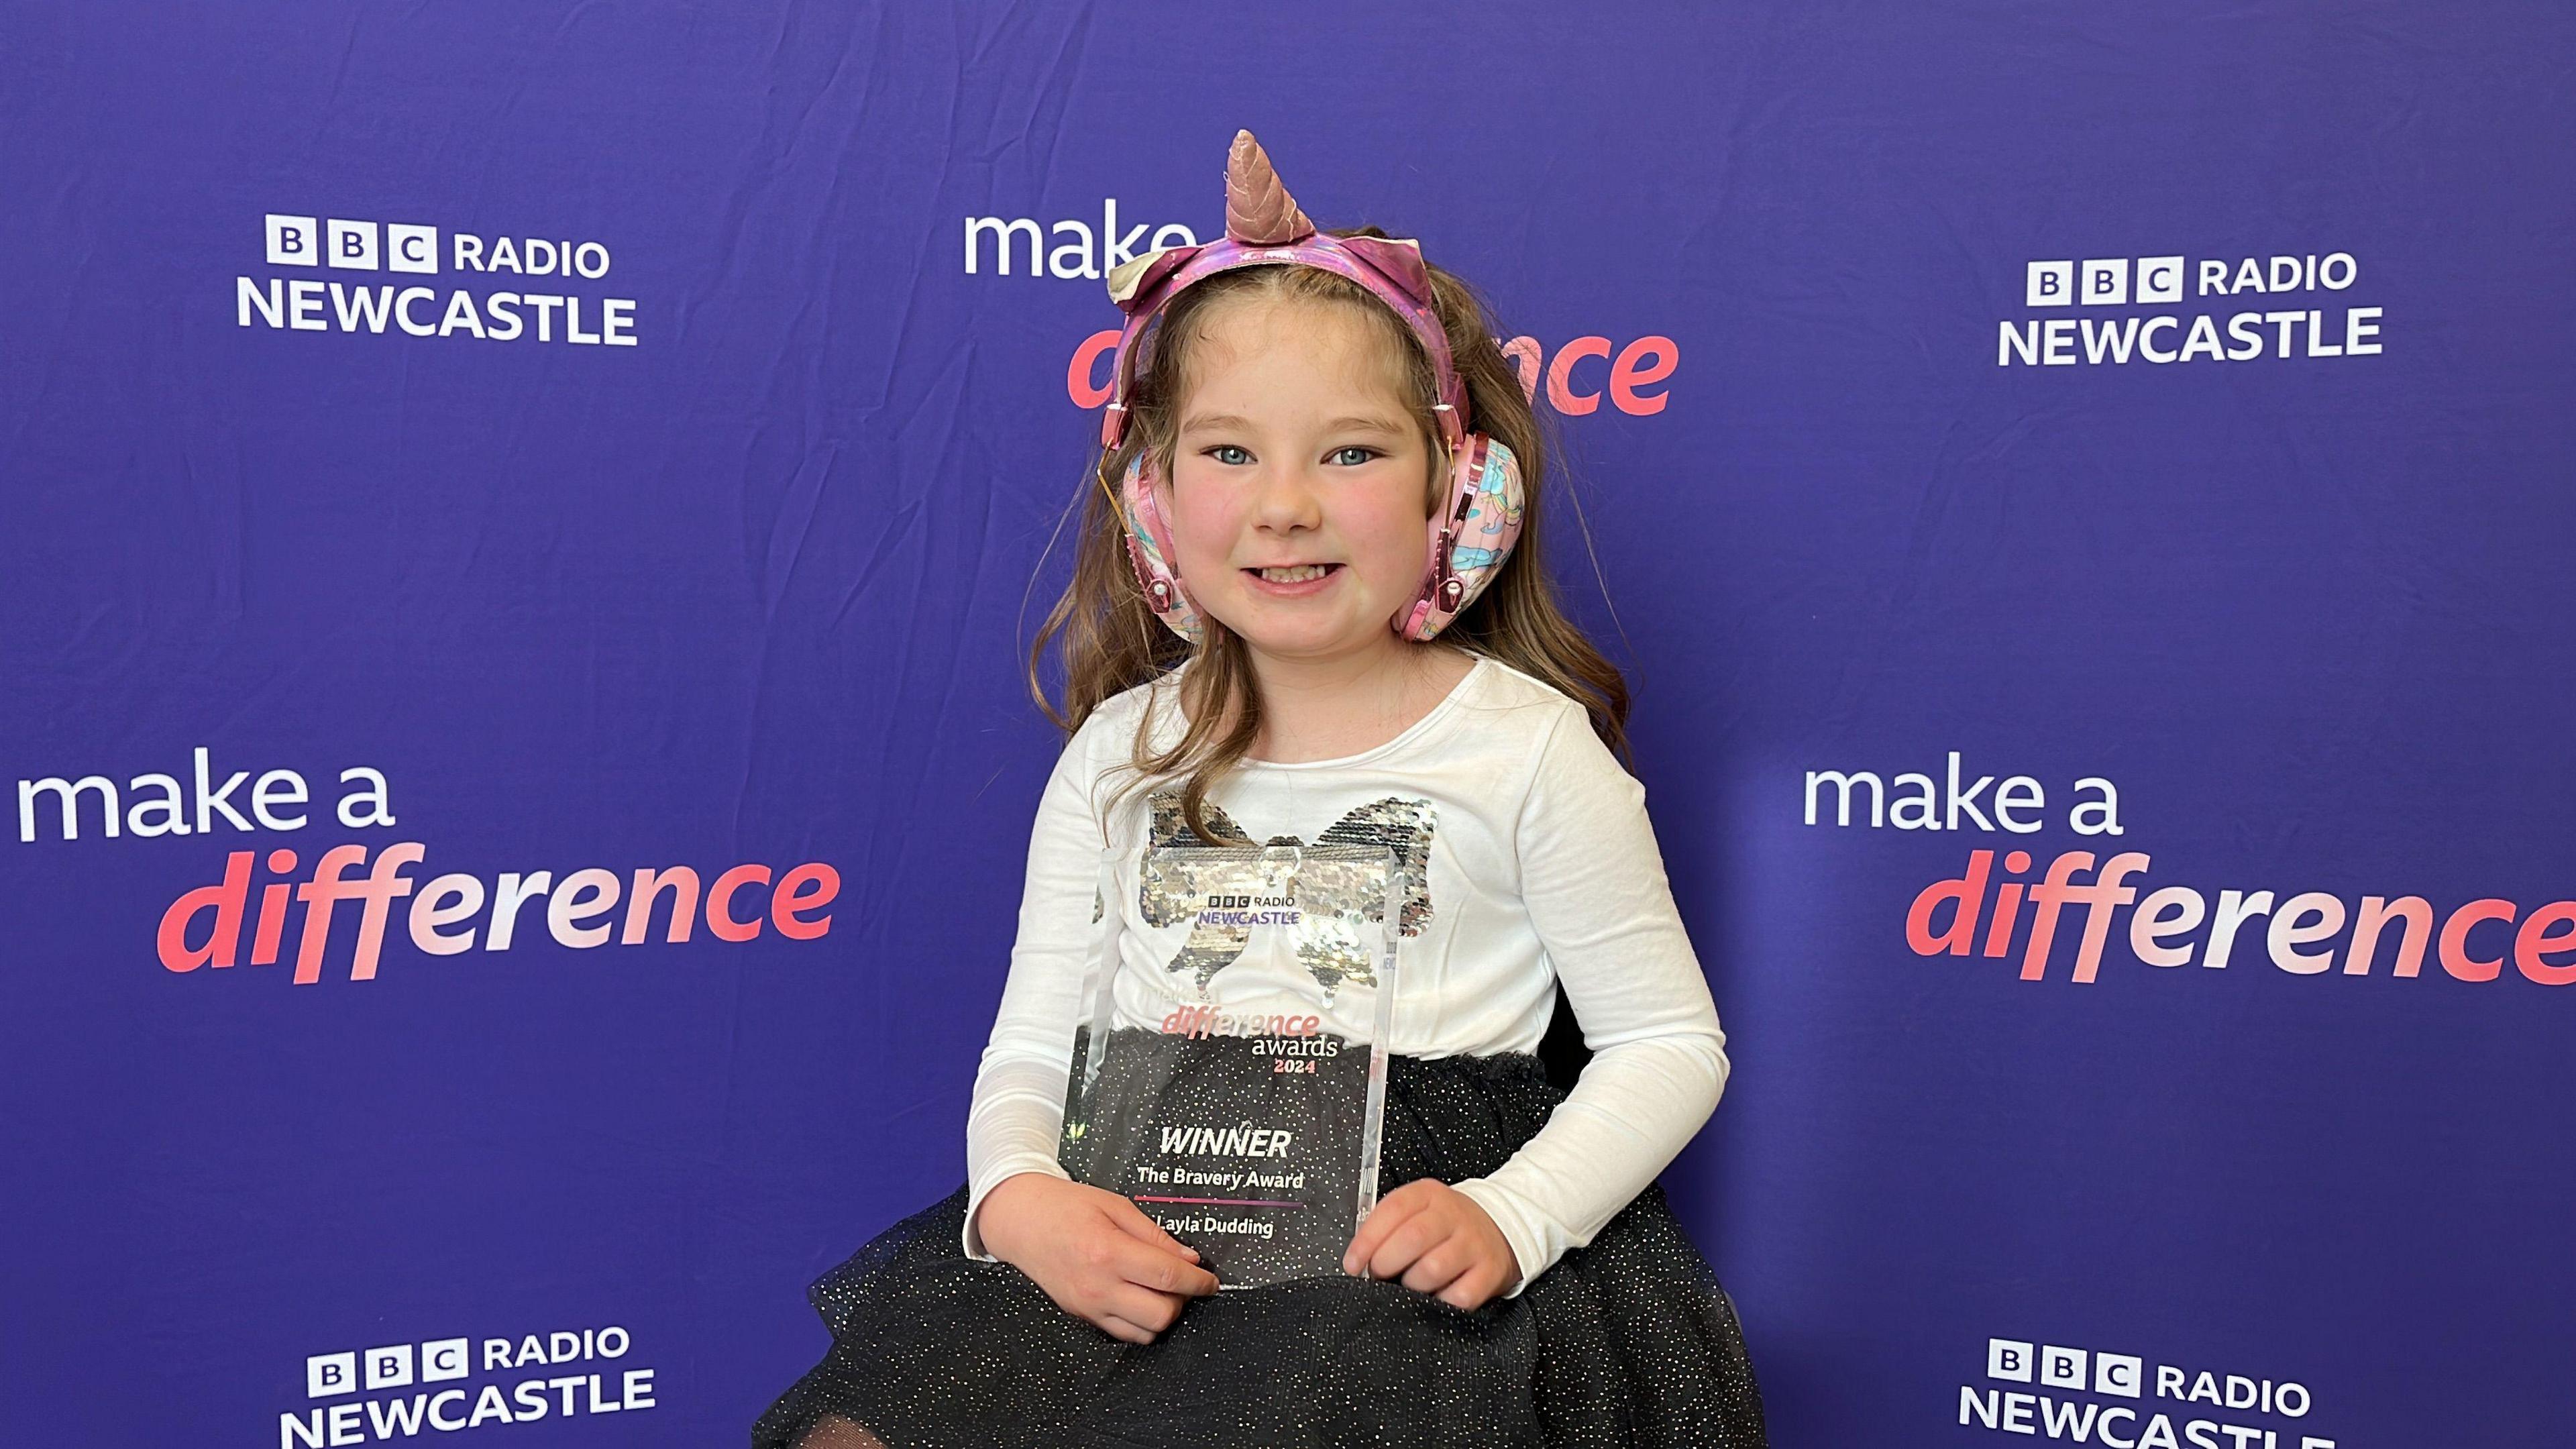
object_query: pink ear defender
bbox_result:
[1097,130,1528,647]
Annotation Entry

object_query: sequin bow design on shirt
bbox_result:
[1137,790,1436,1000]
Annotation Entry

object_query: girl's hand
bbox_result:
[973,1172,1220,1344]
[1341,1179,1523,1311]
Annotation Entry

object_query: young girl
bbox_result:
[755,131,1767,1449]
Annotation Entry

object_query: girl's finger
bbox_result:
[1342,1191,1426,1273]
[1399,1243,1467,1295]
[1360,1208,1448,1281]
[1436,1272,1493,1311]
[1110,1233,1220,1297]
[1093,1311,1152,1346]
[1104,1282,1190,1336]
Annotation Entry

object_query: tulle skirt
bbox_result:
[753,1050,1768,1448]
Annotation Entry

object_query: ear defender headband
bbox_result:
[1098,129,1527,646]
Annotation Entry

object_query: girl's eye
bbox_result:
[1201,444,1379,467]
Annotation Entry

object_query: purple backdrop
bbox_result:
[4,3,2569,1444]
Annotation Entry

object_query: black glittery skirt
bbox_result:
[752,1050,1768,1448]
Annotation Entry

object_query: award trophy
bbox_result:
[1057,840,1405,1287]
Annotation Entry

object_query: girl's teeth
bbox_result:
[1258,565,1329,582]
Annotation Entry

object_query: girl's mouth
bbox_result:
[1243,562,1343,595]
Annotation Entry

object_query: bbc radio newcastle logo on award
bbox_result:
[235,214,640,346]
[1997,252,2382,368]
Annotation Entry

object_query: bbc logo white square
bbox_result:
[2134,256,2183,303]
[362,1343,411,1389]
[327,220,379,270]
[266,215,320,268]
[386,223,439,274]
[421,1337,470,1381]
[2027,256,2184,307]
[307,1350,357,1398]
[1987,1337,2142,1399]
[264,214,439,274]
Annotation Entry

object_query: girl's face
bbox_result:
[1158,295,1437,666]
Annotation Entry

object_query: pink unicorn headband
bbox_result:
[1096,129,1470,455]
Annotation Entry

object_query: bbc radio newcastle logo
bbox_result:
[1960,1336,2340,1447]
[1998,252,2381,368]
[235,214,639,346]
[285,1324,653,1443]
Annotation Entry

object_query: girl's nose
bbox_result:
[1250,464,1324,530]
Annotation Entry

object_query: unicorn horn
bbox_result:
[1225,129,1314,246]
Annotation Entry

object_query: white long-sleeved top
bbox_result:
[960,653,1730,1298]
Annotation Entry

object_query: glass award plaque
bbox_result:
[1057,841,1405,1288]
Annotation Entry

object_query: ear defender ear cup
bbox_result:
[1116,451,1204,645]
[1115,433,1525,648]
[1396,434,1527,641]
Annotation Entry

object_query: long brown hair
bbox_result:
[1024,227,1632,844]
